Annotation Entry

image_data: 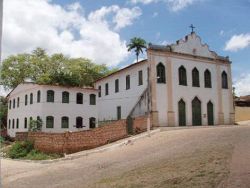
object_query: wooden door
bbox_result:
[178,99,186,126]
[192,97,202,126]
[207,101,214,125]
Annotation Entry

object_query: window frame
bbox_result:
[98,86,101,98]
[37,90,41,103]
[76,92,83,104]
[30,93,33,104]
[25,94,28,105]
[61,116,69,128]
[179,66,187,86]
[24,117,27,129]
[204,69,212,88]
[62,91,70,103]
[13,99,15,109]
[47,90,54,103]
[115,79,119,93]
[17,97,20,107]
[126,75,130,90]
[89,94,96,105]
[222,71,228,89]
[117,106,121,120]
[76,116,83,128]
[46,116,54,128]
[105,83,109,95]
[138,70,143,86]
[192,67,200,87]
[157,63,166,83]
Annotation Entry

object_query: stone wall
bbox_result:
[15,116,148,154]
[235,106,250,122]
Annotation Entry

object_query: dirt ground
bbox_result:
[1,125,250,188]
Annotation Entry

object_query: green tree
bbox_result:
[0,48,117,89]
[0,96,8,129]
[127,37,147,63]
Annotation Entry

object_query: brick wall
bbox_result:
[15,116,148,154]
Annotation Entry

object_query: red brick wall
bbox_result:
[16,119,127,154]
[15,116,148,154]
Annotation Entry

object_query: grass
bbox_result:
[93,144,233,188]
[4,141,63,160]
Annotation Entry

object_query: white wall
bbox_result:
[7,83,98,137]
[95,62,148,121]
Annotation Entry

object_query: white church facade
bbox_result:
[7,32,234,137]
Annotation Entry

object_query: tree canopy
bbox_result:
[0,48,118,89]
[127,37,147,63]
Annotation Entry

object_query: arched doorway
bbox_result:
[207,101,214,125]
[178,99,186,126]
[192,97,202,126]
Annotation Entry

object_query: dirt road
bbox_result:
[1,125,250,188]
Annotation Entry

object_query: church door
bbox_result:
[207,101,214,125]
[178,99,186,126]
[192,97,202,126]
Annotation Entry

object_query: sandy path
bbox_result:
[1,125,250,188]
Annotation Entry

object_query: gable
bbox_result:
[171,32,217,59]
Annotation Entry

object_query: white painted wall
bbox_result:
[95,62,148,121]
[7,83,98,137]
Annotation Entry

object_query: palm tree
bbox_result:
[127,37,147,63]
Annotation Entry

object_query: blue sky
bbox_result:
[2,0,250,95]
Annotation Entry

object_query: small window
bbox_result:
[17,97,20,107]
[117,106,121,120]
[89,117,96,129]
[222,71,228,89]
[12,119,15,129]
[126,75,130,90]
[179,66,187,86]
[62,91,69,103]
[8,119,11,129]
[105,83,109,95]
[25,95,28,105]
[9,100,11,109]
[30,93,33,104]
[115,79,119,93]
[47,90,54,102]
[90,94,96,105]
[157,63,166,83]
[46,116,54,128]
[98,86,101,97]
[37,90,41,103]
[16,118,19,129]
[138,70,143,86]
[13,99,15,109]
[76,93,83,104]
[204,69,212,88]
[24,118,27,129]
[61,116,69,128]
[76,117,83,128]
[192,67,200,87]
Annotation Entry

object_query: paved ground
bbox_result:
[1,125,250,188]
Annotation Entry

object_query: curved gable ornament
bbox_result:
[171,32,218,59]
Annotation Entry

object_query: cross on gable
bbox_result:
[189,24,195,33]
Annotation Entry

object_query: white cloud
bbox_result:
[130,0,199,11]
[224,33,250,52]
[234,73,250,96]
[219,30,224,36]
[152,12,159,17]
[3,0,142,66]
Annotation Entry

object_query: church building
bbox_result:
[95,32,234,127]
[7,32,235,137]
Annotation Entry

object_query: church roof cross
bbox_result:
[189,24,195,33]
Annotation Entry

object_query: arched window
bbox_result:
[24,117,27,129]
[30,93,33,104]
[207,101,214,125]
[192,97,202,125]
[12,119,15,129]
[16,118,19,129]
[89,117,96,128]
[9,100,11,109]
[61,116,69,128]
[178,99,186,126]
[17,97,20,107]
[76,93,83,104]
[8,119,11,129]
[62,91,69,103]
[192,68,200,87]
[37,90,41,103]
[46,116,54,128]
[13,99,15,108]
[25,94,28,105]
[222,71,228,89]
[76,117,83,128]
[47,90,54,102]
[90,94,96,105]
[157,63,166,83]
[179,66,187,86]
[204,69,212,88]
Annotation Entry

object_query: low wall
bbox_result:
[235,106,250,122]
[16,119,127,154]
[15,116,148,154]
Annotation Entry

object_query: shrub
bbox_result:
[24,150,62,160]
[8,140,34,159]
